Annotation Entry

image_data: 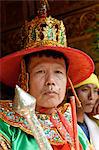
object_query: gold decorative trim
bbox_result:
[0,133,11,150]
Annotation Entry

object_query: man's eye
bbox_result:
[94,89,98,93]
[55,70,63,74]
[82,88,88,91]
[36,70,45,74]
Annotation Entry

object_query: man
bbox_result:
[0,1,94,150]
[74,73,99,150]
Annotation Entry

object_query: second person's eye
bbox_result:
[82,88,88,92]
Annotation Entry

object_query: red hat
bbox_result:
[0,3,94,88]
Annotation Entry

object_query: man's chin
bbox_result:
[85,108,93,113]
[37,106,57,114]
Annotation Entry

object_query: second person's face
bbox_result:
[28,55,67,109]
[76,84,98,113]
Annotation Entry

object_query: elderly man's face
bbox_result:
[28,55,67,109]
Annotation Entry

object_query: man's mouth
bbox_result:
[86,103,94,107]
[43,89,59,95]
[44,91,57,95]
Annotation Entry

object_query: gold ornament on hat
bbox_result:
[21,0,67,49]
[18,59,29,92]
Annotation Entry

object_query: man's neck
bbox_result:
[77,109,84,123]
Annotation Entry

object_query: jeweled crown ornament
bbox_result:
[22,0,67,49]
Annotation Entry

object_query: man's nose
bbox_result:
[45,72,55,86]
[89,90,95,100]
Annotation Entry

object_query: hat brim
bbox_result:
[0,46,94,88]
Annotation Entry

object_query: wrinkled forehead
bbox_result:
[24,50,69,72]
[27,55,67,71]
[77,84,99,90]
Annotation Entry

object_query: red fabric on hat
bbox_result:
[0,46,94,88]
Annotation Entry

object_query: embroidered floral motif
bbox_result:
[44,128,64,144]
[37,114,53,127]
[0,101,30,131]
[64,106,72,123]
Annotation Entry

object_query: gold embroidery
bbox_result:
[0,133,11,150]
